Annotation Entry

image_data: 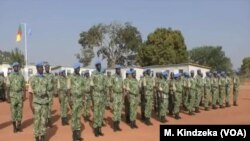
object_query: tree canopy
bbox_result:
[0,48,25,67]
[137,28,188,66]
[189,46,232,71]
[240,57,250,76]
[77,22,142,67]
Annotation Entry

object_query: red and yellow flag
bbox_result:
[16,25,22,42]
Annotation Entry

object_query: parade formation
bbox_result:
[0,61,241,141]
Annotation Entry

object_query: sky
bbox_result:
[0,0,249,69]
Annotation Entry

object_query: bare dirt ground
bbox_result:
[1,82,250,141]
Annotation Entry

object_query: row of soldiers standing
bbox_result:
[0,62,241,141]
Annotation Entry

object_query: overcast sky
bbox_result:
[0,0,249,69]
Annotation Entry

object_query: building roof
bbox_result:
[142,63,211,69]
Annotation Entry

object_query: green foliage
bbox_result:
[78,22,142,67]
[240,57,250,76]
[189,46,232,71]
[0,48,25,67]
[137,28,188,66]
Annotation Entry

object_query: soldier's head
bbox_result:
[95,61,102,72]
[115,65,121,75]
[201,72,203,78]
[190,70,194,77]
[0,71,3,76]
[60,70,66,77]
[132,70,136,78]
[162,71,168,79]
[36,61,44,74]
[213,71,217,77]
[12,62,20,72]
[145,69,151,76]
[73,63,81,75]
[174,73,179,80]
[227,72,231,76]
[170,72,174,79]
[44,62,50,73]
[156,72,159,78]
[159,73,163,79]
[197,69,201,76]
[84,70,90,78]
[55,72,58,76]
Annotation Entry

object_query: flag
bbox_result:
[16,24,22,42]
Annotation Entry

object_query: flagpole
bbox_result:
[22,23,28,80]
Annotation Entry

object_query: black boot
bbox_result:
[160,116,167,123]
[188,111,195,115]
[175,113,181,120]
[205,107,209,111]
[212,105,217,109]
[117,121,122,131]
[113,121,118,132]
[220,105,224,108]
[226,102,230,107]
[47,118,53,128]
[64,117,69,125]
[133,121,138,128]
[233,101,238,106]
[98,127,104,136]
[195,107,200,113]
[35,136,40,141]
[76,130,83,141]
[40,135,45,141]
[12,121,17,133]
[61,118,65,126]
[145,118,153,126]
[17,121,22,132]
[130,121,134,129]
[73,131,77,141]
[94,128,99,137]
[126,116,130,124]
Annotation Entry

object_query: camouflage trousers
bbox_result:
[71,96,83,131]
[10,93,23,121]
[212,88,219,106]
[82,93,91,118]
[33,103,48,136]
[204,89,211,108]
[194,88,203,108]
[59,91,68,118]
[159,94,168,117]
[219,87,226,106]
[188,89,196,112]
[173,92,182,114]
[144,90,153,118]
[112,92,123,121]
[129,94,138,121]
[225,87,231,103]
[233,87,239,102]
[47,91,54,118]
[93,92,105,128]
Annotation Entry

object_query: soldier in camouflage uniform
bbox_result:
[111,65,123,132]
[219,72,227,108]
[57,70,69,126]
[67,63,84,141]
[142,69,154,125]
[194,70,203,113]
[43,63,55,128]
[233,72,240,106]
[8,62,25,133]
[0,71,5,101]
[127,69,139,129]
[154,72,161,115]
[188,70,196,115]
[204,72,212,111]
[139,71,146,121]
[82,70,91,122]
[211,72,219,109]
[105,71,112,110]
[182,72,190,111]
[173,73,182,119]
[124,70,131,124]
[158,71,169,123]
[168,72,175,115]
[225,72,232,107]
[29,62,49,141]
[91,61,105,137]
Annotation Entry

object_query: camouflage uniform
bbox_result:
[91,70,106,130]
[128,76,139,128]
[225,75,232,106]
[219,75,227,107]
[0,74,5,101]
[143,75,155,124]
[111,73,123,131]
[30,74,49,138]
[194,74,203,112]
[8,72,25,131]
[82,76,91,120]
[188,77,196,114]
[159,76,169,122]
[105,74,112,109]
[211,75,219,108]
[57,74,69,125]
[68,73,84,131]
[173,77,182,118]
[44,72,55,125]
[124,75,130,123]
[204,75,211,110]
[233,75,240,106]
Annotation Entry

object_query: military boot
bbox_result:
[72,131,77,141]
[94,128,99,137]
[188,111,195,115]
[12,121,17,133]
[117,121,122,131]
[61,118,65,126]
[195,107,200,113]
[226,102,231,107]
[145,118,153,126]
[47,118,53,128]
[40,135,45,141]
[160,116,167,123]
[17,121,22,132]
[205,107,209,111]
[113,121,118,132]
[212,105,217,109]
[175,113,181,120]
[233,101,238,106]
[98,127,104,136]
[133,121,138,128]
[35,136,40,141]
[76,130,83,141]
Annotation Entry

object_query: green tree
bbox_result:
[137,28,188,66]
[189,46,232,71]
[240,57,250,76]
[0,48,25,67]
[77,22,142,68]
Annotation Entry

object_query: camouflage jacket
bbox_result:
[112,74,123,93]
[44,73,55,92]
[30,74,49,104]
[57,76,67,92]
[143,75,155,91]
[68,73,84,96]
[128,78,139,96]
[8,72,25,94]
[83,77,91,93]
[0,76,4,89]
